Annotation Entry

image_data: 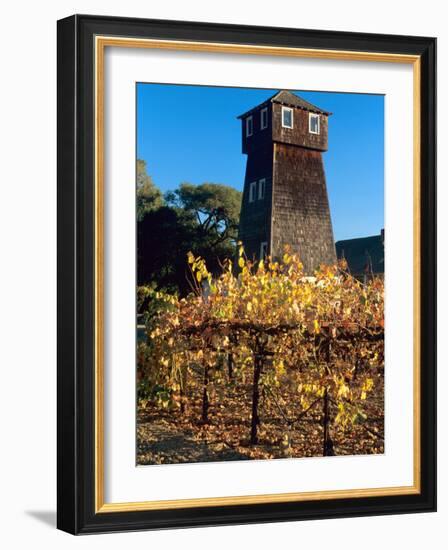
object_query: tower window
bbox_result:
[260,242,268,260]
[246,115,253,137]
[260,107,268,130]
[282,107,293,129]
[309,113,320,134]
[249,181,257,203]
[258,178,266,200]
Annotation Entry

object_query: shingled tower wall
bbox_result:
[237,90,336,274]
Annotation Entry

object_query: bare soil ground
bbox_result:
[137,417,249,464]
[137,379,384,465]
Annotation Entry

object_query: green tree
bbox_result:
[137,178,242,295]
[138,205,197,295]
[165,182,241,250]
[137,159,164,221]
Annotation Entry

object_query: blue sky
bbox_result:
[136,83,384,242]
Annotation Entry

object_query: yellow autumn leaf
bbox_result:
[276,360,286,375]
[362,378,374,392]
[238,257,245,269]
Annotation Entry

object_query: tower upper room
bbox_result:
[238,90,331,154]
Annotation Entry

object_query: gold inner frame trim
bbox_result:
[94,35,421,514]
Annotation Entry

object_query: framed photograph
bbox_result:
[57,14,436,534]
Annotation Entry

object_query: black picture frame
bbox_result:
[57,14,436,534]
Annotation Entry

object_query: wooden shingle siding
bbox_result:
[238,91,336,273]
[272,103,328,151]
[272,144,336,272]
[237,145,273,261]
[241,104,273,155]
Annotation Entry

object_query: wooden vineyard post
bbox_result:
[250,352,263,445]
[201,362,210,423]
[322,387,335,456]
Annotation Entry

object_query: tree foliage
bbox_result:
[165,182,241,247]
[136,159,164,221]
[137,167,242,295]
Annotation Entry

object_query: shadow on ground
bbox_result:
[138,420,249,465]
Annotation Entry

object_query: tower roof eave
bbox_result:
[237,90,332,119]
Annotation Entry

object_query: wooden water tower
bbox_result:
[237,90,336,273]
